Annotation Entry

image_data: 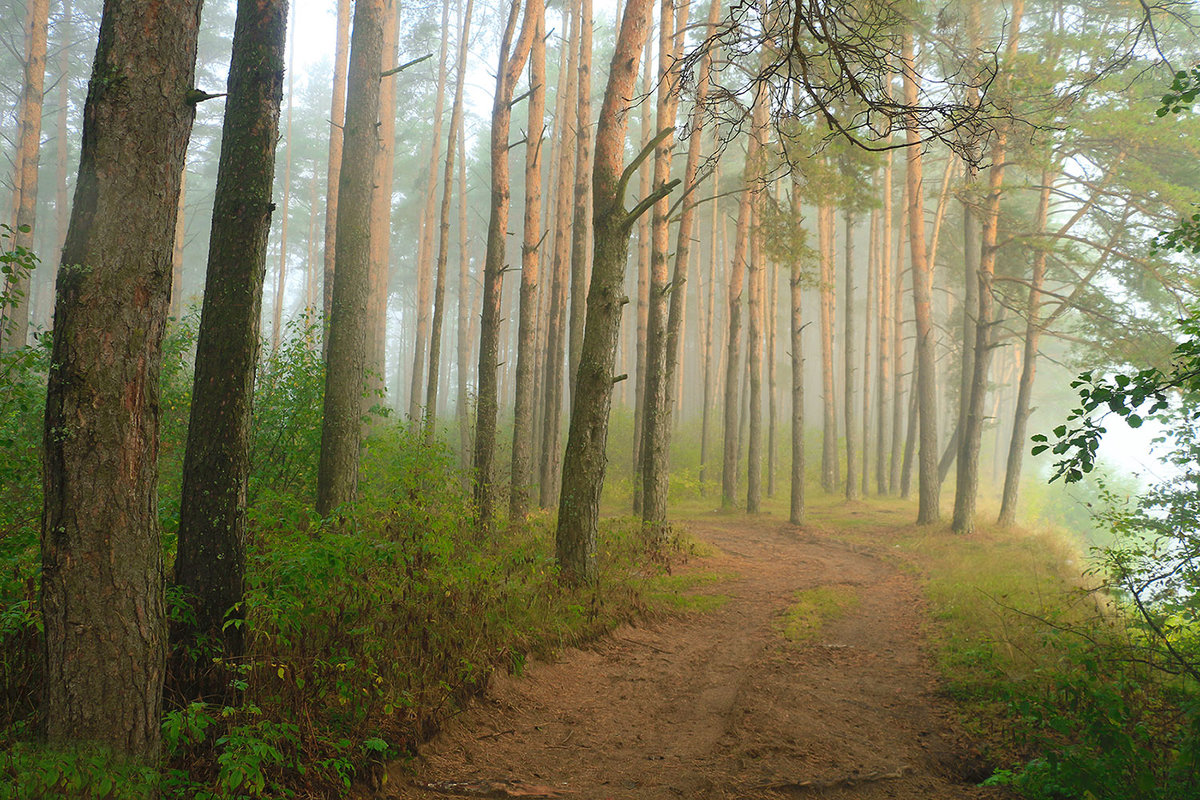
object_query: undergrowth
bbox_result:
[0,316,676,799]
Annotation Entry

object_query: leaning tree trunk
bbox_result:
[316,0,386,516]
[175,0,286,696]
[2,0,48,352]
[510,0,545,519]
[473,0,537,529]
[41,0,202,761]
[556,0,668,583]
[902,30,940,524]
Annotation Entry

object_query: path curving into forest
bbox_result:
[371,515,1007,799]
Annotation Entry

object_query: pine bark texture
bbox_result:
[556,0,656,583]
[316,0,386,516]
[41,0,203,759]
[568,0,593,406]
[175,0,286,678]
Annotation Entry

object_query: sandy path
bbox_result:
[374,515,1004,799]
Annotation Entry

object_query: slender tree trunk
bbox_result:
[746,176,765,512]
[272,2,296,351]
[2,0,49,351]
[316,0,386,516]
[175,0,286,695]
[818,202,837,492]
[456,130,472,472]
[321,0,351,339]
[640,0,690,529]
[171,166,188,319]
[861,206,877,496]
[699,161,720,485]
[843,210,859,500]
[875,162,893,494]
[721,178,752,508]
[568,0,593,405]
[767,258,778,498]
[510,0,545,519]
[789,180,806,524]
[631,32,653,515]
[473,0,538,529]
[409,0,455,420]
[41,0,202,760]
[940,199,979,482]
[889,193,907,494]
[556,0,663,583]
[538,0,580,507]
[366,0,401,399]
[902,31,940,523]
[997,169,1051,527]
[953,0,1023,534]
[427,0,475,435]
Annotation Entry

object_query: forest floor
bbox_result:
[370,509,1010,799]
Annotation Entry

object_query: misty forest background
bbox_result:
[2,0,1200,797]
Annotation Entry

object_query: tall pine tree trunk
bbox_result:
[843,210,859,500]
[317,0,387,516]
[818,202,837,492]
[510,0,545,519]
[568,0,593,405]
[903,31,940,524]
[175,0,287,694]
[272,2,296,351]
[789,180,806,524]
[721,180,752,508]
[41,0,203,759]
[875,161,893,494]
[556,0,665,582]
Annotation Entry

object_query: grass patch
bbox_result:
[644,568,737,614]
[780,585,860,643]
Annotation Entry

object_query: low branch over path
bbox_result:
[373,516,1004,799]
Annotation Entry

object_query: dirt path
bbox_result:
[375,515,1004,799]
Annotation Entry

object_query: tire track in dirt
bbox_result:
[374,516,1005,799]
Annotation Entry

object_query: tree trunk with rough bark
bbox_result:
[175,0,286,697]
[41,0,202,760]
[556,0,664,583]
[568,0,593,407]
[721,182,752,509]
[316,0,386,516]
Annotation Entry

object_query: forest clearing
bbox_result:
[3,0,1200,797]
